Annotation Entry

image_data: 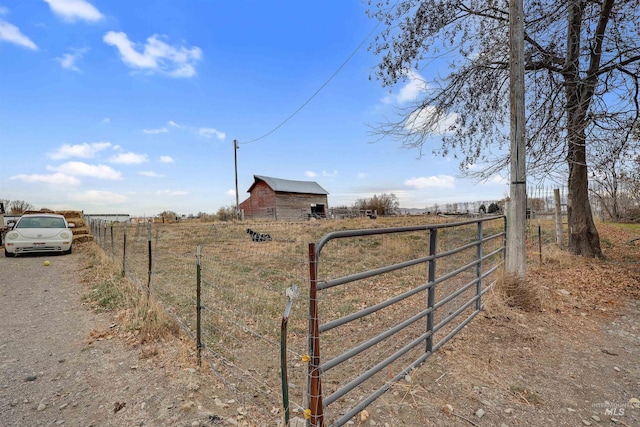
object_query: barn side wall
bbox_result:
[275,193,328,220]
[242,181,277,219]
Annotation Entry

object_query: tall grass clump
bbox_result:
[81,242,179,342]
[491,273,544,312]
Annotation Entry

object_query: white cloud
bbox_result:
[48,161,122,180]
[397,70,428,103]
[0,20,38,50]
[405,106,459,134]
[168,120,181,128]
[405,175,456,189]
[48,142,112,160]
[139,171,163,178]
[382,70,428,104]
[103,31,202,78]
[226,189,236,197]
[68,190,127,204]
[102,117,111,124]
[156,189,188,196]
[159,155,174,163]
[322,170,338,178]
[10,172,80,186]
[44,0,103,23]
[0,7,8,15]
[143,127,168,135]
[484,174,508,185]
[109,152,148,165]
[199,128,226,140]
[56,48,88,72]
[357,172,368,179]
[305,171,317,178]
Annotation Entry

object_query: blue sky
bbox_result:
[0,0,509,216]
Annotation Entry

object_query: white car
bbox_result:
[4,213,75,257]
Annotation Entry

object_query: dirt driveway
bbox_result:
[0,250,237,427]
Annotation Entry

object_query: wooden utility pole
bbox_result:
[234,140,240,220]
[506,0,527,277]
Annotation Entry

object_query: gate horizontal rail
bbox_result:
[307,216,506,426]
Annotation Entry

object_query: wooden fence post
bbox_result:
[554,189,563,249]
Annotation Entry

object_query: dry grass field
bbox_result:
[85,217,640,426]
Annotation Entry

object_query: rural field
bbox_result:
[1,217,638,426]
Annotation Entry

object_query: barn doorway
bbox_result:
[310,204,325,219]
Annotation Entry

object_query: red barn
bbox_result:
[239,175,329,220]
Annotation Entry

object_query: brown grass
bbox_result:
[80,242,179,343]
[491,273,544,311]
[79,218,640,425]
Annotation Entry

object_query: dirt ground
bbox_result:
[0,222,638,426]
[0,249,241,427]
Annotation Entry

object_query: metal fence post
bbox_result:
[426,228,437,354]
[122,223,127,277]
[308,243,324,427]
[476,221,483,311]
[110,223,114,257]
[147,222,152,298]
[538,222,543,266]
[281,285,297,427]
[196,245,202,367]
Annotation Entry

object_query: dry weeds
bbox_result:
[80,242,180,345]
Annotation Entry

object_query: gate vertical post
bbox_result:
[426,228,437,354]
[308,243,324,426]
[476,221,483,311]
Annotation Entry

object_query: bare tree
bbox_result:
[9,200,33,214]
[354,193,400,215]
[215,206,236,222]
[619,153,640,219]
[367,0,640,257]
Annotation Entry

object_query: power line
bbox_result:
[239,20,383,145]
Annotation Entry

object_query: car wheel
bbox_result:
[4,248,15,257]
[64,245,73,255]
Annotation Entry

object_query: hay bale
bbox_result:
[56,210,83,219]
[72,227,90,236]
[67,217,87,228]
[55,211,92,239]
[73,234,93,243]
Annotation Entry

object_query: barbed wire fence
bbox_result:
[87,216,510,423]
[89,219,341,423]
[526,186,569,264]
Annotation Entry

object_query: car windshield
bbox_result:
[16,217,66,229]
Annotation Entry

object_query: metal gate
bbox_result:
[306,216,506,426]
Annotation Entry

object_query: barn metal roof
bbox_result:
[251,175,329,195]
